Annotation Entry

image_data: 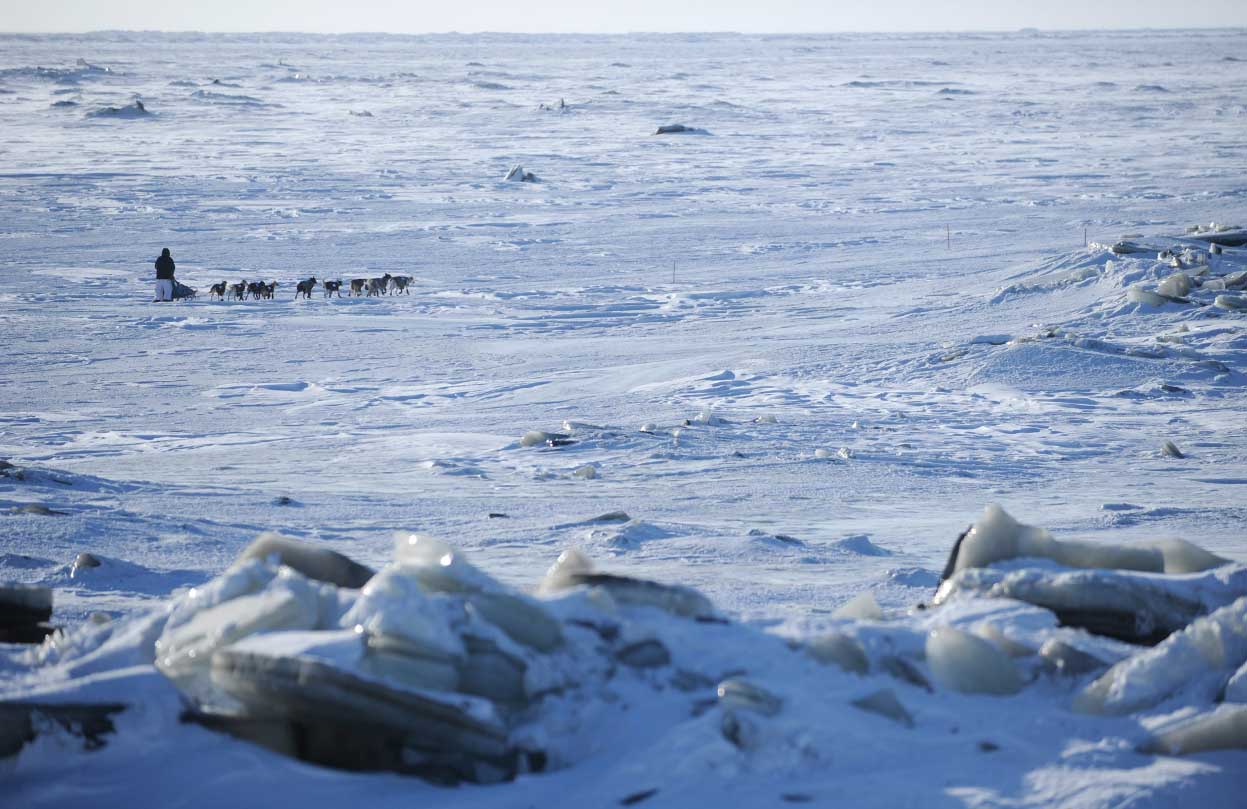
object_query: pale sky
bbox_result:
[3,0,1245,34]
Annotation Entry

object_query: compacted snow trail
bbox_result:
[2,28,1246,808]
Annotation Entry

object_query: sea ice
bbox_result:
[341,565,465,659]
[832,591,884,620]
[850,688,914,728]
[925,626,1023,696]
[393,533,563,652]
[937,563,1247,645]
[540,548,717,619]
[1140,704,1247,755]
[236,532,375,588]
[1224,659,1247,703]
[1075,596,1247,715]
[155,567,327,705]
[717,677,783,716]
[805,631,869,674]
[1127,286,1173,306]
[504,165,537,182]
[1156,273,1192,298]
[946,504,1224,577]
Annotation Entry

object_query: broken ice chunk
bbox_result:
[155,569,325,705]
[690,409,721,426]
[943,504,1225,578]
[393,534,563,652]
[1127,287,1174,306]
[1074,596,1247,715]
[236,533,375,589]
[850,688,914,728]
[925,626,1023,695]
[1224,659,1247,703]
[1139,704,1247,755]
[717,678,782,716]
[1156,273,1191,298]
[519,430,570,447]
[806,631,869,674]
[1160,440,1184,459]
[211,632,511,760]
[972,623,1033,658]
[832,592,884,621]
[540,549,717,620]
[341,566,465,660]
[359,631,462,693]
[1038,639,1109,677]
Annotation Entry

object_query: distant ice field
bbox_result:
[1,29,1245,627]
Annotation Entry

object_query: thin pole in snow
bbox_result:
[946,224,950,250]
[1084,226,1088,247]
[672,258,676,285]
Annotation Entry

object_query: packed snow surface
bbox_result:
[2,28,1246,808]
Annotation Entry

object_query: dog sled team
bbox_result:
[152,249,412,302]
[204,274,412,301]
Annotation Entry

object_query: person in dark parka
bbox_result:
[154,248,175,301]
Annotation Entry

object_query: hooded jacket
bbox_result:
[155,250,175,280]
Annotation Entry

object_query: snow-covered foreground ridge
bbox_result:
[4,502,1247,807]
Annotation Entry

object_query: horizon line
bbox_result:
[3,25,1246,36]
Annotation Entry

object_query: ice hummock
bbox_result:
[342,565,465,659]
[1074,596,1247,715]
[8,513,1246,797]
[540,547,718,619]
[154,564,330,706]
[945,504,1226,578]
[394,533,564,653]
[237,532,375,588]
[936,562,1247,645]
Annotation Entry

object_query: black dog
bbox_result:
[295,277,318,299]
[366,273,392,297]
[208,282,227,300]
[323,280,342,298]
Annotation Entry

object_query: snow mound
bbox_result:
[86,100,150,118]
[832,534,892,556]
